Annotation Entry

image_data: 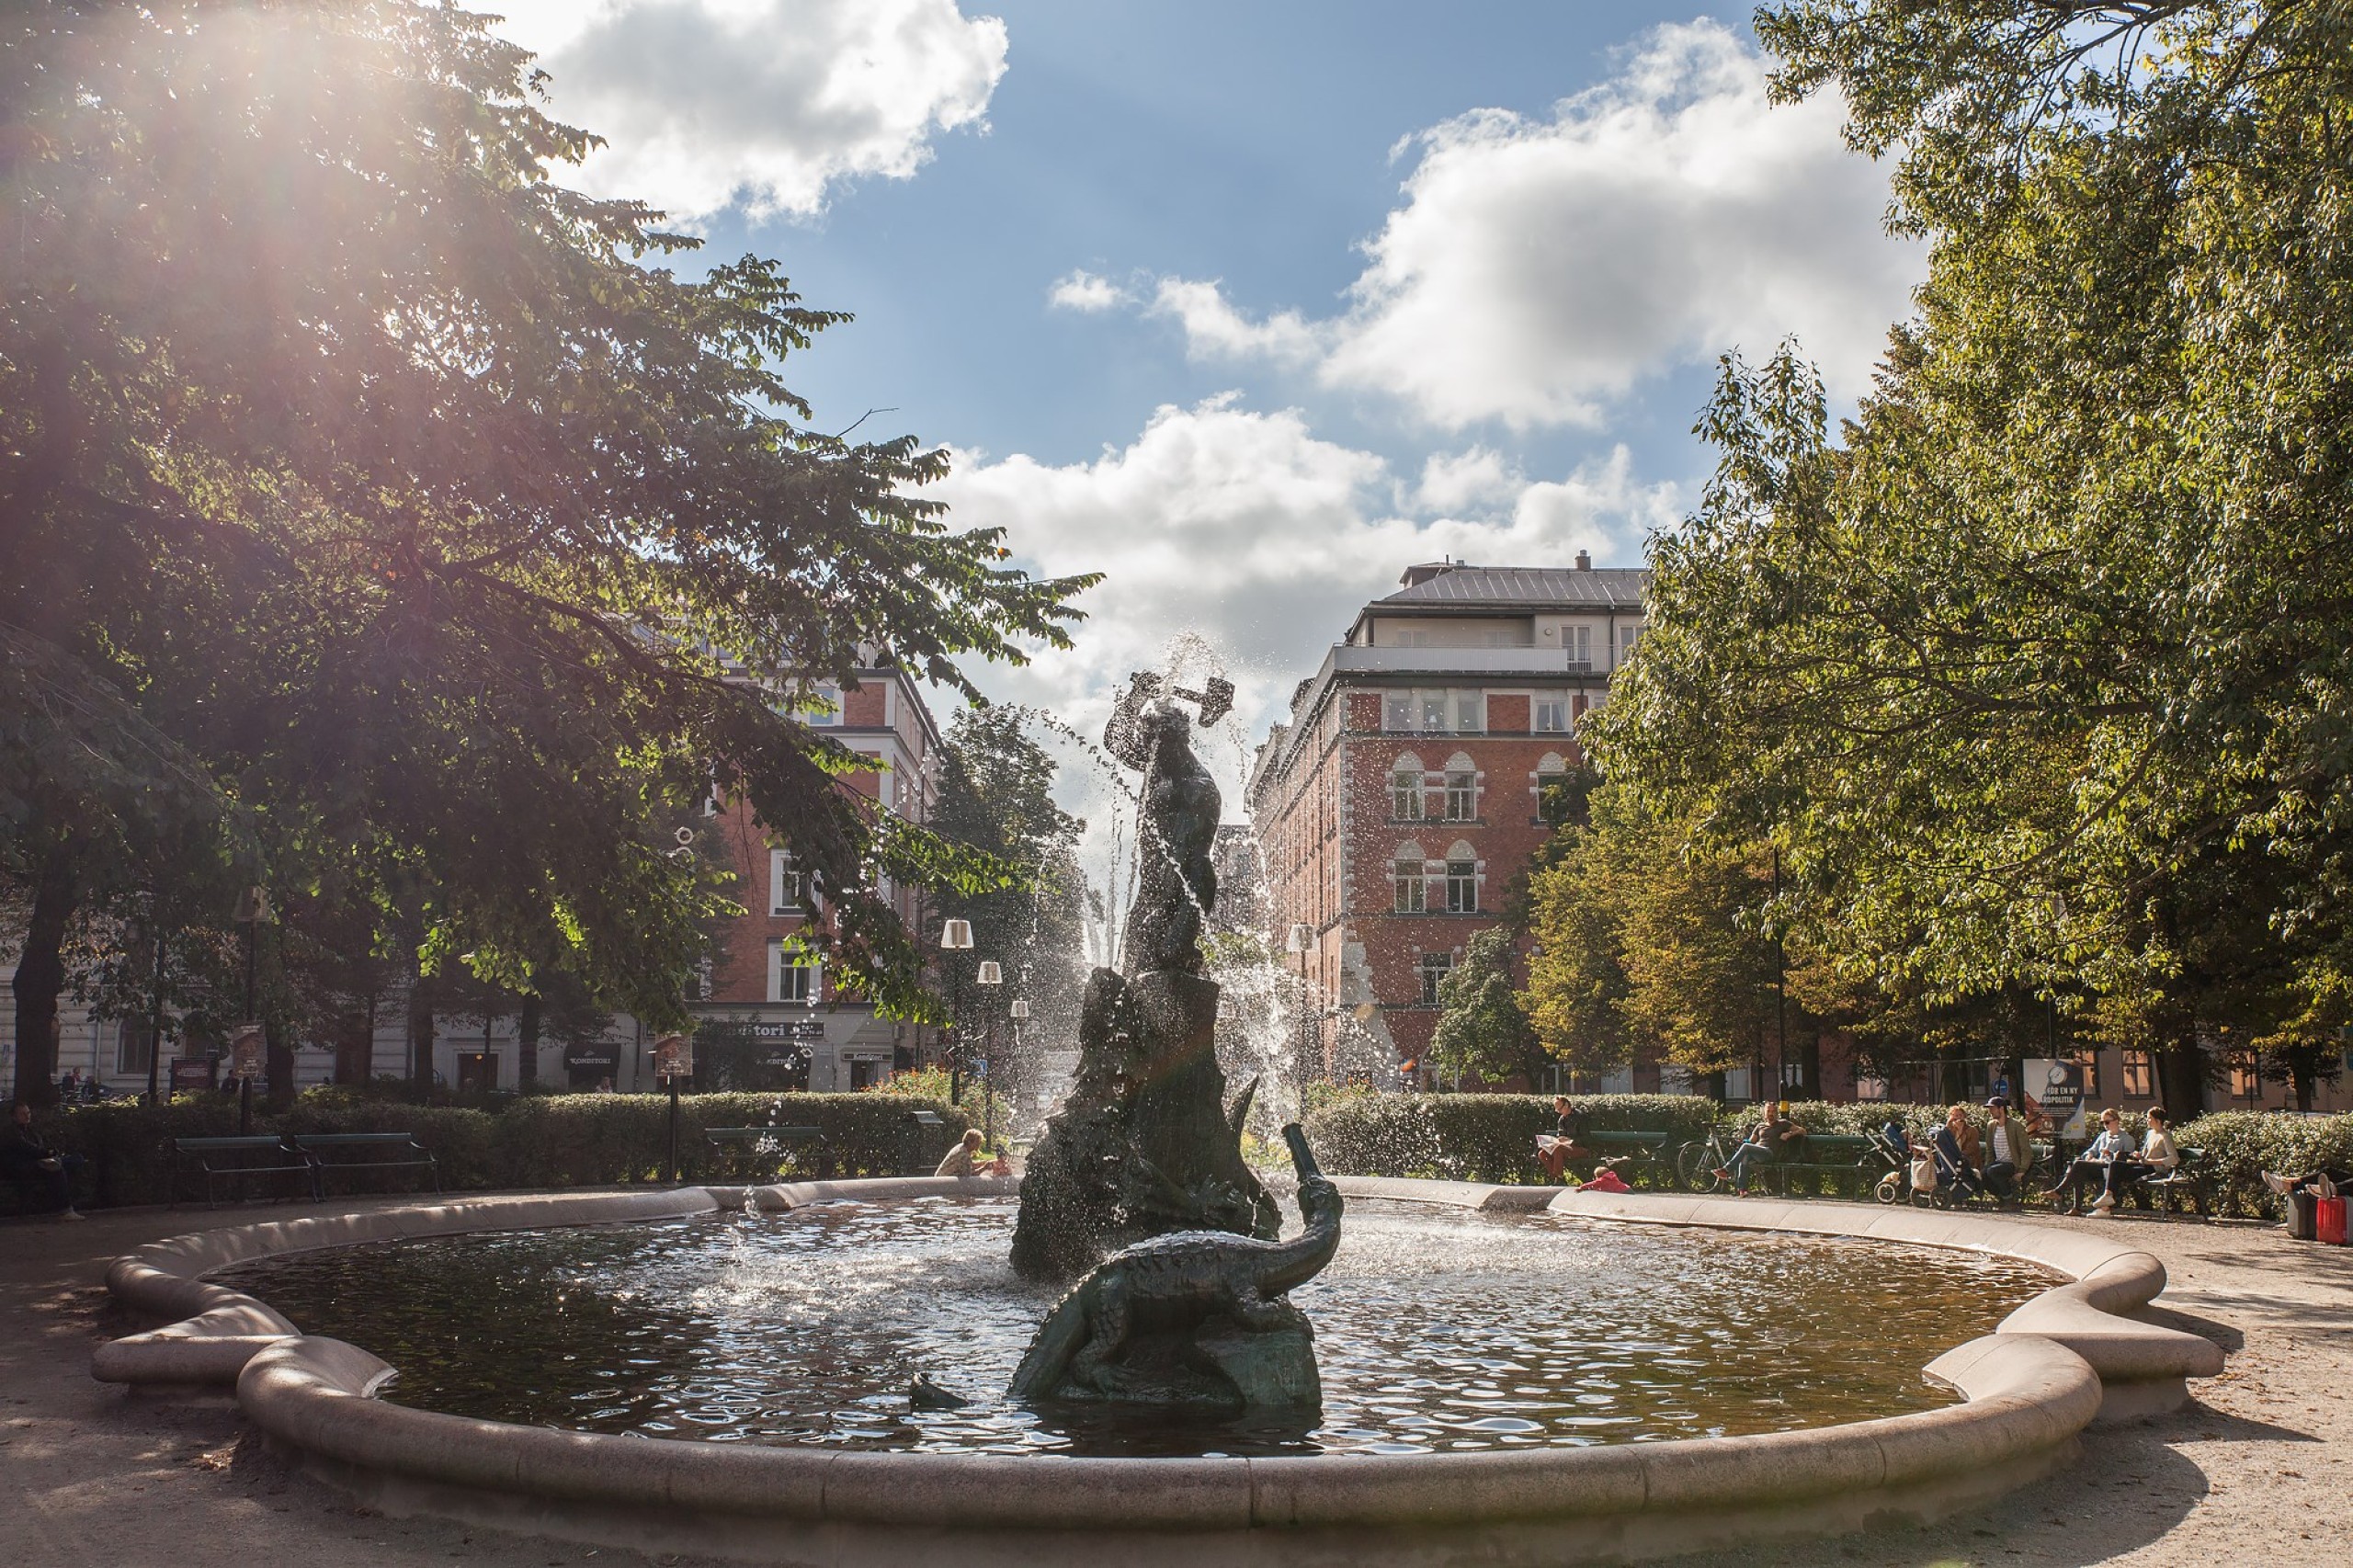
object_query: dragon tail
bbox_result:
[1009,1287,1091,1401]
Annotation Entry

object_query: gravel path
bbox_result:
[3,1196,2345,1567]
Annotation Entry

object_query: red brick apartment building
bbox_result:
[687,661,941,1091]
[1245,557,1645,1087]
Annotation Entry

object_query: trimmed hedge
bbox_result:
[1302,1094,1723,1186]
[28,1089,972,1210]
[1302,1093,2353,1219]
[2173,1110,2353,1220]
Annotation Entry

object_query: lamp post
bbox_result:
[975,959,1003,1147]
[1007,995,1029,1144]
[1285,922,1314,1095]
[940,918,972,1102]
[230,885,268,1133]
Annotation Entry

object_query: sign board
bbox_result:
[227,1023,265,1083]
[564,1046,620,1072]
[171,1057,215,1093]
[2022,1058,2087,1139]
[653,1034,694,1081]
[748,1019,825,1041]
[1993,1074,2011,1098]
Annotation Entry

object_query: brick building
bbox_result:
[1245,557,1646,1087]
[686,660,942,1092]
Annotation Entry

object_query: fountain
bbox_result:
[1009,670,1283,1282]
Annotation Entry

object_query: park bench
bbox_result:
[290,1131,438,1199]
[2132,1144,2213,1218]
[171,1134,312,1208]
[702,1125,824,1182]
[1576,1130,1676,1184]
[1752,1132,1881,1198]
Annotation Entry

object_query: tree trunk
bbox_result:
[2156,1034,2208,1119]
[517,992,541,1090]
[264,1011,296,1112]
[337,984,376,1085]
[408,974,437,1096]
[10,845,82,1109]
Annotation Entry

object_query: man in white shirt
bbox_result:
[1981,1096,2025,1209]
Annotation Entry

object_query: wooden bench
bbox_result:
[702,1125,823,1182]
[1754,1132,1882,1197]
[290,1132,438,1199]
[172,1135,312,1208]
[2131,1144,2213,1218]
[1574,1130,1676,1184]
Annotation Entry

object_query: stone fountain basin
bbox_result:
[95,1175,2221,1567]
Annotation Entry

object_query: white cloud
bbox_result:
[1047,270,1130,312]
[490,0,1008,222]
[1145,278,1325,368]
[936,401,1680,782]
[1105,20,1919,429]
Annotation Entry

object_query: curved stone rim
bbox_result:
[93,1173,2219,1559]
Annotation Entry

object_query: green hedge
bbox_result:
[1302,1094,1724,1185]
[2173,1110,2353,1220]
[29,1089,971,1210]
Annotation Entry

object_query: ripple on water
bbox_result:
[218,1196,2051,1458]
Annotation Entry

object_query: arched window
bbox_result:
[1443,751,1477,821]
[1390,752,1426,821]
[1392,840,1427,913]
[1532,752,1571,823]
[1444,841,1479,913]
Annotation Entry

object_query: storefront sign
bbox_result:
[170,1057,215,1092]
[748,1018,826,1041]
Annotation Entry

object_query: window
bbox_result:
[2229,1055,2259,1099]
[114,1018,153,1075]
[1565,625,1592,672]
[2120,1049,2154,1097]
[801,682,843,726]
[1419,951,1454,1007]
[1533,696,1567,733]
[1419,690,1449,732]
[1443,764,1476,821]
[1392,844,1427,913]
[1619,623,1643,662]
[1453,691,1483,733]
[769,850,808,914]
[768,942,821,1004]
[1445,856,1478,913]
[1384,692,1415,733]
[2073,1051,2101,1098]
[1390,753,1426,820]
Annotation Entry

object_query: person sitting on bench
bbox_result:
[1716,1102,1805,1192]
[1536,1096,1593,1182]
[3,1102,85,1220]
[1979,1096,2026,1208]
[2061,1108,2141,1215]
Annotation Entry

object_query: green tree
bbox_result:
[1592,4,2353,1110]
[2,4,1093,1104]
[1429,926,1542,1087]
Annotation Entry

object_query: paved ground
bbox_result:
[3,1196,2347,1567]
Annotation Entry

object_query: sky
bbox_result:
[484,1,1924,812]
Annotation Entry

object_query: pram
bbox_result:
[1914,1132,1988,1209]
[1870,1122,1914,1206]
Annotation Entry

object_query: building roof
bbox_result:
[1371,564,1647,611]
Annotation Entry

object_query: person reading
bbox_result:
[1536,1096,1592,1182]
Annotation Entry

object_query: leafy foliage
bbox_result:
[1,4,1093,1100]
[1428,926,1541,1085]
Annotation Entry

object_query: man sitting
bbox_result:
[3,1102,85,1220]
[1716,1102,1805,1194]
[1536,1096,1593,1183]
[1979,1096,2026,1208]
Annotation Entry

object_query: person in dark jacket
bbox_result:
[3,1102,85,1219]
[1537,1096,1593,1181]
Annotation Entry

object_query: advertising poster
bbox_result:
[2023,1057,2088,1139]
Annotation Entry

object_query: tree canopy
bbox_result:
[2,3,1093,1102]
[1583,1,2353,1107]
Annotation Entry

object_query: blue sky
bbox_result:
[490,1,1921,778]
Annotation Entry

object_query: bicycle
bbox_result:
[1675,1126,1749,1192]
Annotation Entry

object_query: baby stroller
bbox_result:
[1913,1134,1987,1210]
[1870,1122,1914,1206]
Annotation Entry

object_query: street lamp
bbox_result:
[940,919,973,1102]
[230,884,269,1133]
[975,960,1003,1145]
[1285,923,1315,1094]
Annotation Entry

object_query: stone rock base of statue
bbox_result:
[1008,964,1276,1283]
